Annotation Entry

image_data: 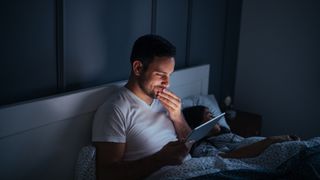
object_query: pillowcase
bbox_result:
[182,94,230,130]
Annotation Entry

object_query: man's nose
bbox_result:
[161,76,170,88]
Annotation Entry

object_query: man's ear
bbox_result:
[132,60,143,76]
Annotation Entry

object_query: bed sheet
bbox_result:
[146,137,320,179]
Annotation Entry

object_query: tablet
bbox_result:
[186,112,225,142]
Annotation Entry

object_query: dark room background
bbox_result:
[234,0,320,138]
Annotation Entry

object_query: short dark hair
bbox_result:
[182,105,207,129]
[130,34,176,69]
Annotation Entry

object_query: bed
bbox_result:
[0,64,319,180]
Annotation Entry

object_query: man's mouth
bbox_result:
[154,86,166,97]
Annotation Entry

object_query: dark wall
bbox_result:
[235,0,320,138]
[64,0,151,90]
[0,0,57,106]
[189,0,242,103]
[156,0,188,69]
[0,0,242,107]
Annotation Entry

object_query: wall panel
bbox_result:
[189,0,227,101]
[0,0,57,106]
[156,0,188,69]
[64,0,151,90]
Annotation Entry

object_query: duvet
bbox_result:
[147,137,320,179]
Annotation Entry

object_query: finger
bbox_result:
[185,140,195,145]
[158,95,178,110]
[179,138,188,143]
[154,86,166,94]
[157,91,178,103]
[162,89,181,102]
[156,88,180,103]
[185,141,195,149]
[157,92,180,108]
[180,143,192,153]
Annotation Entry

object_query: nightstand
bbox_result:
[226,110,262,137]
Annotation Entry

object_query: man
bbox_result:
[92,34,193,179]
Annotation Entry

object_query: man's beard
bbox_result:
[137,77,157,99]
[140,84,156,99]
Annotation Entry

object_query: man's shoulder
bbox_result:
[99,87,131,110]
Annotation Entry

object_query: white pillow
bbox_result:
[182,94,230,130]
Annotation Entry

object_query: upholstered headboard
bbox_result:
[0,64,210,180]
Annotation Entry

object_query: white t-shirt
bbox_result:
[92,87,178,161]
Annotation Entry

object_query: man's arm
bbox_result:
[157,89,191,140]
[170,113,191,140]
[94,140,190,180]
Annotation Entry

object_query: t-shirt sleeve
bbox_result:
[92,103,126,143]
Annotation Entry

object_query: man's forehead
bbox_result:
[154,68,173,74]
[149,57,175,73]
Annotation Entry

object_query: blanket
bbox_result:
[147,137,320,179]
[190,144,320,180]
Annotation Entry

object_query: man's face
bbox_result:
[138,56,175,99]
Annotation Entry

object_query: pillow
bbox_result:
[74,145,96,180]
[182,94,230,130]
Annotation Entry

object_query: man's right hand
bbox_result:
[156,140,192,165]
[95,140,192,180]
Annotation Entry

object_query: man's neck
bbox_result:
[125,79,153,105]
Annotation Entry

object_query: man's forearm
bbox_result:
[171,114,192,140]
[96,151,165,180]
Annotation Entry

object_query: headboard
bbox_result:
[0,64,210,180]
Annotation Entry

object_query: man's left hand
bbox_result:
[156,89,182,121]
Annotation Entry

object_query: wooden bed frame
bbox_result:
[0,64,210,179]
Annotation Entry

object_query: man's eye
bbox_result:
[156,73,166,79]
